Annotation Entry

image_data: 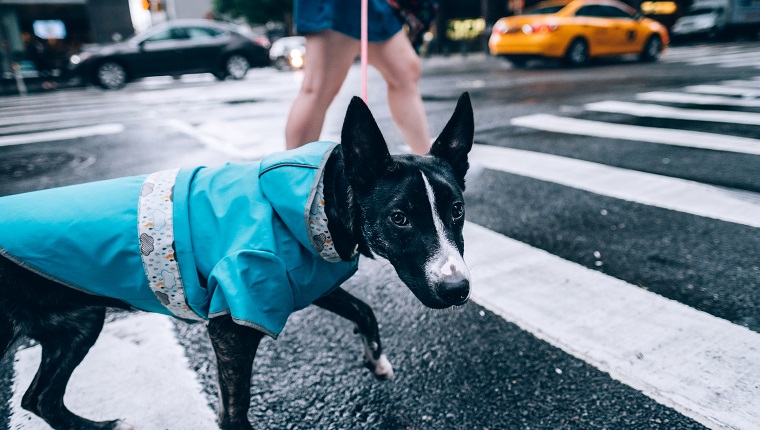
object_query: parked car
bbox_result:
[488,0,669,67]
[68,19,270,89]
[269,36,306,71]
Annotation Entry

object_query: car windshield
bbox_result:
[684,7,719,16]
[524,5,566,14]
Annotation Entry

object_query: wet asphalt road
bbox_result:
[1,41,759,429]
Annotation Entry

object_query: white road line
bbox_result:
[637,91,760,107]
[683,84,760,97]
[663,48,745,61]
[510,113,760,155]
[687,51,760,65]
[11,313,217,429]
[0,123,124,147]
[469,144,760,228]
[585,100,760,125]
[464,222,760,430]
[0,118,125,136]
[721,79,760,88]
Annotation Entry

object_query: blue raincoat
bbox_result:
[0,141,358,338]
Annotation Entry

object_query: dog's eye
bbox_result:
[390,212,409,226]
[452,203,465,220]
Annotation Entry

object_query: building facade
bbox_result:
[0,0,133,79]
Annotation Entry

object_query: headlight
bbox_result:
[70,52,92,65]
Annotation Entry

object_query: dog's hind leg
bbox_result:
[313,287,394,380]
[208,314,265,430]
[22,307,132,430]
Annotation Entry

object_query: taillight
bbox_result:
[493,20,509,35]
[522,23,559,34]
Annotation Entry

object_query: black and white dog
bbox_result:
[0,93,474,430]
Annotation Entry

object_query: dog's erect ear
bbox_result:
[429,92,474,189]
[341,96,393,193]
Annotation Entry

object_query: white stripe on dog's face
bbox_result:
[421,172,470,283]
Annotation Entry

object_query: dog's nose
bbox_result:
[439,278,470,305]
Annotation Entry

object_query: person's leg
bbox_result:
[285,31,360,149]
[368,31,431,155]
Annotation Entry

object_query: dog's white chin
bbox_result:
[113,420,135,430]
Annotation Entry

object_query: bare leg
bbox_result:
[313,287,394,379]
[22,307,130,430]
[207,314,265,430]
[285,30,360,149]
[369,31,431,155]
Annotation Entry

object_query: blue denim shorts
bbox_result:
[294,0,403,42]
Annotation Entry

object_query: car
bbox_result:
[488,0,669,67]
[68,19,271,89]
[671,5,725,39]
[269,36,306,71]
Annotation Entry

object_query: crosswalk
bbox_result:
[469,75,760,428]
[1,51,760,429]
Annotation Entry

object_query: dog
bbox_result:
[0,93,474,430]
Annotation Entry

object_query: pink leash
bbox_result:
[361,0,368,103]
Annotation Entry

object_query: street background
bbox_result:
[1,42,760,429]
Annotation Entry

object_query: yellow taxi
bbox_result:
[488,0,669,67]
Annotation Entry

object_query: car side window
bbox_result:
[186,27,223,40]
[143,29,174,43]
[601,5,635,18]
[575,5,602,17]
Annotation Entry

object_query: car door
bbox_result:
[179,26,229,73]
[134,27,189,77]
[573,5,614,55]
[599,5,640,54]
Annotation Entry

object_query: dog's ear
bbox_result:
[341,96,393,193]
[429,92,474,189]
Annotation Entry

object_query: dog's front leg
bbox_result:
[207,314,265,430]
[314,287,394,379]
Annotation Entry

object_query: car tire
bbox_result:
[563,38,589,67]
[639,35,662,62]
[225,54,250,80]
[96,61,127,90]
[274,57,290,71]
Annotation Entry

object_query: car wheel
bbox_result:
[96,61,127,90]
[563,38,589,67]
[274,57,290,71]
[225,54,250,80]
[639,35,662,62]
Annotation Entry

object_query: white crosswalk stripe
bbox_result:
[637,90,760,106]
[664,43,760,68]
[469,144,760,227]
[585,100,760,125]
[511,113,760,155]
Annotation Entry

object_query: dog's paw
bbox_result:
[364,353,395,380]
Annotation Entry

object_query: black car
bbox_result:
[68,20,270,89]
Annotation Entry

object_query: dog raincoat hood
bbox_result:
[0,141,358,338]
